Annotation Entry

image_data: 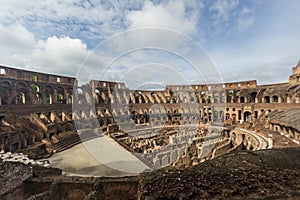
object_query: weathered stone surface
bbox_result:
[1,148,300,199]
[0,160,32,198]
[139,148,300,199]
[32,165,62,177]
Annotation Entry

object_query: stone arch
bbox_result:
[67,94,73,104]
[287,95,293,103]
[66,88,73,104]
[278,94,286,103]
[219,91,226,103]
[0,81,12,105]
[272,95,279,103]
[249,92,257,103]
[140,94,146,103]
[15,92,26,104]
[213,110,218,121]
[293,93,300,103]
[226,90,235,103]
[46,94,52,104]
[225,113,230,120]
[263,96,270,103]
[219,110,224,121]
[57,87,65,103]
[239,96,246,103]
[15,82,29,104]
[244,111,252,122]
[44,86,54,104]
[15,82,28,92]
[30,84,42,104]
[35,93,43,104]
[134,95,139,103]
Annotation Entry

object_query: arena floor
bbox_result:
[48,135,150,177]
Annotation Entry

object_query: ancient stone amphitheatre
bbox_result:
[0,60,300,199]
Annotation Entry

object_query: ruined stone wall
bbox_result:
[0,60,300,156]
[0,65,74,106]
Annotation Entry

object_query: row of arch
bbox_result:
[0,80,73,105]
[90,88,300,105]
[238,94,300,104]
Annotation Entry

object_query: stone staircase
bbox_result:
[51,132,100,153]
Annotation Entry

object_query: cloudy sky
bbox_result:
[1,0,300,88]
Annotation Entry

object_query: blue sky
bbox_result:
[0,0,300,88]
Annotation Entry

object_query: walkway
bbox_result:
[237,128,270,150]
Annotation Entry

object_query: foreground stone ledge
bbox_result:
[1,147,299,199]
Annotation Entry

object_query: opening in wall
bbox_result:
[0,68,6,75]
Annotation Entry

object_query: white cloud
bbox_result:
[0,23,93,77]
[32,36,90,75]
[210,0,239,21]
[126,0,202,34]
[0,24,35,54]
[0,0,137,42]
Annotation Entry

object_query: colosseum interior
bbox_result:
[0,60,300,199]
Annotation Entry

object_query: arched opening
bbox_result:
[272,95,279,103]
[45,86,54,104]
[30,84,40,93]
[294,94,300,103]
[244,111,252,122]
[30,84,42,104]
[36,93,42,104]
[67,94,73,104]
[135,96,139,103]
[77,88,83,95]
[140,95,146,103]
[240,96,245,103]
[57,87,64,103]
[250,92,257,103]
[57,94,63,103]
[220,110,224,121]
[264,96,270,103]
[15,82,28,105]
[46,94,52,104]
[225,113,230,120]
[213,110,218,121]
[16,92,26,104]
[227,90,234,103]
[0,81,11,105]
